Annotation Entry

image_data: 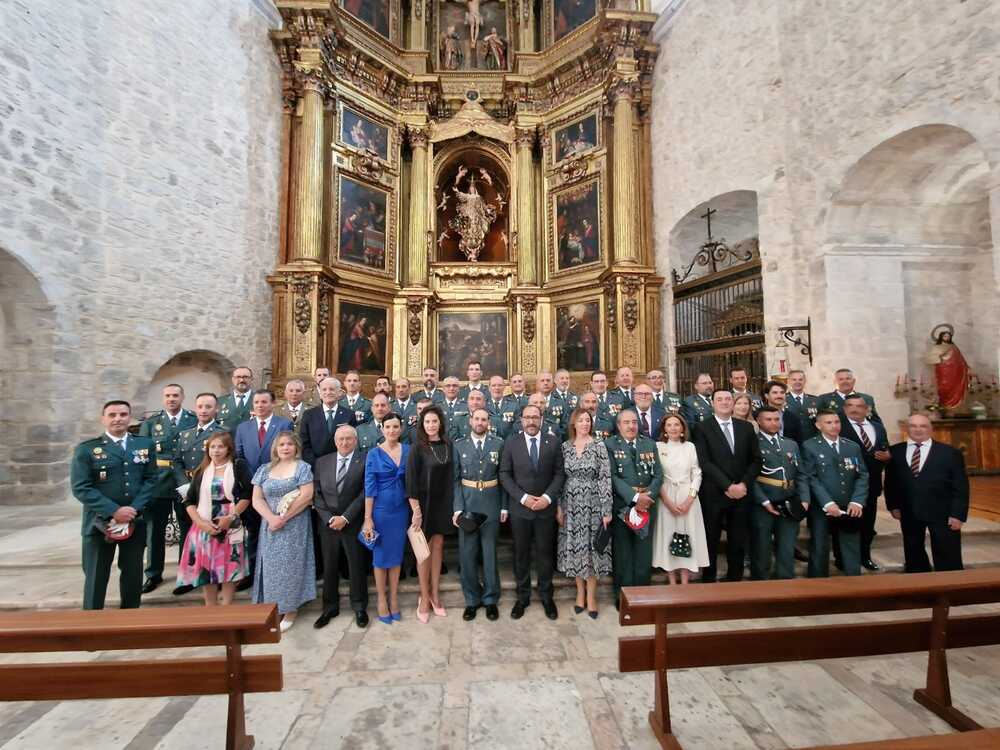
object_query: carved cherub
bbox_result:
[437,193,449,211]
[478,168,493,186]
[437,229,450,248]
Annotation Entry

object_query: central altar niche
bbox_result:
[434,145,510,264]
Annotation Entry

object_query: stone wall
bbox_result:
[650,0,1000,434]
[0,0,283,503]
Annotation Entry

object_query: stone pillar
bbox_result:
[515,127,537,285]
[610,77,640,265]
[407,127,430,287]
[289,53,325,263]
[519,1,535,53]
[410,0,427,50]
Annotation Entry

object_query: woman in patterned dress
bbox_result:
[177,432,251,606]
[557,408,613,619]
[251,431,316,632]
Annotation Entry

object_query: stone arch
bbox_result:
[139,350,236,419]
[666,190,760,276]
[0,249,65,505]
[821,124,997,426]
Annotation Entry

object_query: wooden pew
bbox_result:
[618,569,1000,750]
[0,604,282,750]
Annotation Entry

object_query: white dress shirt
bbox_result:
[519,432,552,507]
[257,416,272,432]
[906,439,932,472]
[850,418,875,447]
[105,432,128,451]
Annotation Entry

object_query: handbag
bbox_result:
[669,514,692,558]
[407,527,431,565]
[277,489,299,517]
[593,523,612,554]
[358,528,380,550]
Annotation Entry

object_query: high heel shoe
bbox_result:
[431,599,447,617]
[416,598,430,624]
[377,613,393,625]
[587,610,598,620]
[573,605,585,614]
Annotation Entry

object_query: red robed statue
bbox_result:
[925,324,969,409]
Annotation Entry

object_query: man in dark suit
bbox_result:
[885,413,968,572]
[234,389,294,588]
[694,389,763,582]
[301,377,355,466]
[499,404,566,620]
[312,424,369,629]
[761,380,803,444]
[818,367,881,423]
[632,384,665,440]
[839,395,891,570]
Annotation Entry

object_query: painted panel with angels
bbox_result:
[437,1,509,72]
[339,107,390,162]
[435,153,510,263]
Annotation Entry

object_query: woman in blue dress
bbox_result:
[250,430,316,632]
[361,412,410,624]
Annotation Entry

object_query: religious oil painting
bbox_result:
[438,1,509,72]
[552,113,598,163]
[554,179,602,272]
[338,176,388,270]
[341,0,390,39]
[557,301,600,372]
[340,107,390,161]
[337,301,388,374]
[437,311,509,377]
[554,0,596,42]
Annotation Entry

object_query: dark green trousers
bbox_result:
[612,517,653,599]
[144,496,193,579]
[749,504,800,580]
[459,519,500,607]
[82,521,147,609]
[807,506,861,577]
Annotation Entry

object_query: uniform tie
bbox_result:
[117,437,127,453]
[832,440,840,456]
[237,394,246,409]
[629,441,638,464]
[910,443,922,476]
[196,427,204,436]
[170,415,177,427]
[855,421,873,452]
[654,393,662,406]
[529,436,538,469]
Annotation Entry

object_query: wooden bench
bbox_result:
[0,604,282,750]
[618,569,1000,750]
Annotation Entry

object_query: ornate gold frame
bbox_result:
[544,0,600,49]
[337,101,398,167]
[547,173,606,279]
[553,294,605,372]
[337,1,399,44]
[434,0,513,73]
[332,173,398,280]
[432,305,513,377]
[332,293,394,375]
[549,107,602,166]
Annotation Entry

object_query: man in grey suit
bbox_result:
[313,425,369,629]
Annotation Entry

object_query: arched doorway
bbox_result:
[667,191,765,395]
[0,249,64,505]
[140,350,236,419]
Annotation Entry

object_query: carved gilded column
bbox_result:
[515,127,537,286]
[289,50,325,262]
[610,76,640,265]
[518,0,535,53]
[406,127,430,287]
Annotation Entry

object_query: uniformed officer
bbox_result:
[817,368,881,423]
[170,392,226,595]
[681,372,715,429]
[306,366,332,406]
[512,392,562,440]
[505,373,530,414]
[416,366,446,404]
[441,376,469,427]
[487,376,519,435]
[390,377,419,443]
[339,370,373,425]
[591,370,626,423]
[274,378,308,427]
[137,384,197,593]
[356,392,391,450]
[612,367,636,408]
[729,367,764,412]
[750,407,810,580]
[70,400,158,609]
[801,411,869,577]
[578,391,616,442]
[459,361,486,401]
[373,374,392,398]
[644,369,683,415]
[785,369,820,439]
[217,366,254,432]
[452,389,507,441]
[452,408,506,622]
[553,369,579,410]
[606,409,664,607]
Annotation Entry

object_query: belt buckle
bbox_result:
[476,479,484,491]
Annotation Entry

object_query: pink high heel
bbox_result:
[431,598,447,617]
[416,598,430,624]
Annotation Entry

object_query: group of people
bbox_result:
[71,360,970,632]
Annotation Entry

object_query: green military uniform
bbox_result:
[486,395,518,437]
[653,391,683,415]
[552,390,579,411]
[442,399,469,432]
[817,390,881,423]
[339,394,373,425]
[681,393,714,429]
[596,391,626,422]
[70,433,158,609]
[450,410,508,441]
[459,382,487,401]
[611,387,635,409]
[786,392,819,440]
[137,408,197,582]
[171,420,227,560]
[542,396,570,441]
[390,398,419,443]
[590,410,617,442]
[356,420,386,451]
[217,391,253,432]
[274,400,307,428]
[750,432,810,580]
[504,392,529,415]
[606,433,664,599]
[416,387,446,405]
[801,435,869,577]
[452,433,506,608]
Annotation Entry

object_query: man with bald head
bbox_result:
[513,392,560,439]
[301,376,355,466]
[578,391,616,441]
[275,379,308,427]
[613,367,636,408]
[357,392,391,450]
[645,369,682,415]
[441,376,469,426]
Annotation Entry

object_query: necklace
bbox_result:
[428,441,448,464]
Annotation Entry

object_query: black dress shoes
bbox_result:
[794,547,808,562]
[355,610,369,628]
[235,578,253,592]
[510,601,527,619]
[834,558,845,572]
[542,600,558,620]
[141,577,162,594]
[861,558,880,571]
[172,584,193,596]
[314,610,339,629]
[463,606,479,621]
[485,604,499,621]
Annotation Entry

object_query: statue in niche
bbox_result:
[442,166,504,262]
[466,0,483,45]
[924,324,970,410]
[482,27,507,70]
[440,25,463,70]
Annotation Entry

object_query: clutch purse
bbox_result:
[593,523,612,554]
[407,527,431,565]
[358,528,380,550]
[277,489,299,517]
[94,517,135,543]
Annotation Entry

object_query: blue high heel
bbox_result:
[378,614,393,625]
[390,611,402,621]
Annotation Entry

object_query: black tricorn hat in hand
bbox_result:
[457,511,488,533]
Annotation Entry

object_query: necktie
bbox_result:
[336,456,348,492]
[197,427,204,436]
[832,440,840,456]
[326,409,335,433]
[910,443,922,476]
[170,415,177,427]
[722,422,735,452]
[793,394,802,406]
[529,437,538,468]
[640,412,650,436]
[118,437,127,453]
[772,435,781,451]
[599,394,606,405]
[629,441,638,464]
[476,441,484,457]
[258,420,266,446]
[655,393,662,406]
[855,422,873,451]
[237,394,245,409]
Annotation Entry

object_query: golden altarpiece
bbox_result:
[268,1,662,388]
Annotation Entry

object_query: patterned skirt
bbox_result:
[176,523,249,588]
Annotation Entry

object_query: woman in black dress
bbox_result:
[406,405,455,622]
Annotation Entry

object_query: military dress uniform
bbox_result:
[274,400,307,428]
[605,433,664,600]
[591,411,617,442]
[70,433,158,609]
[801,435,869,577]
[681,393,714,430]
[487,396,519,436]
[503,392,530,415]
[785,392,819,440]
[611,387,635,410]
[817,390,881,423]
[750,432,810,580]
[450,410,508,441]
[390,398,419,443]
[442,400,469,431]
[355,420,386,451]
[137,408,197,585]
[653,391,683,416]
[217,391,253,432]
[542,396,570,441]
[416,388,446,405]
[452,433,506,609]
[171,420,227,560]
[459,382,487,401]
[553,389,579,411]
[339,394,373,425]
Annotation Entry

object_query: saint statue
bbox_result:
[482,27,506,70]
[448,169,500,262]
[465,0,483,46]
[924,324,970,409]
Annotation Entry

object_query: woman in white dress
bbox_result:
[652,414,709,584]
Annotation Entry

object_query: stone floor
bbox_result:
[1,499,999,749]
